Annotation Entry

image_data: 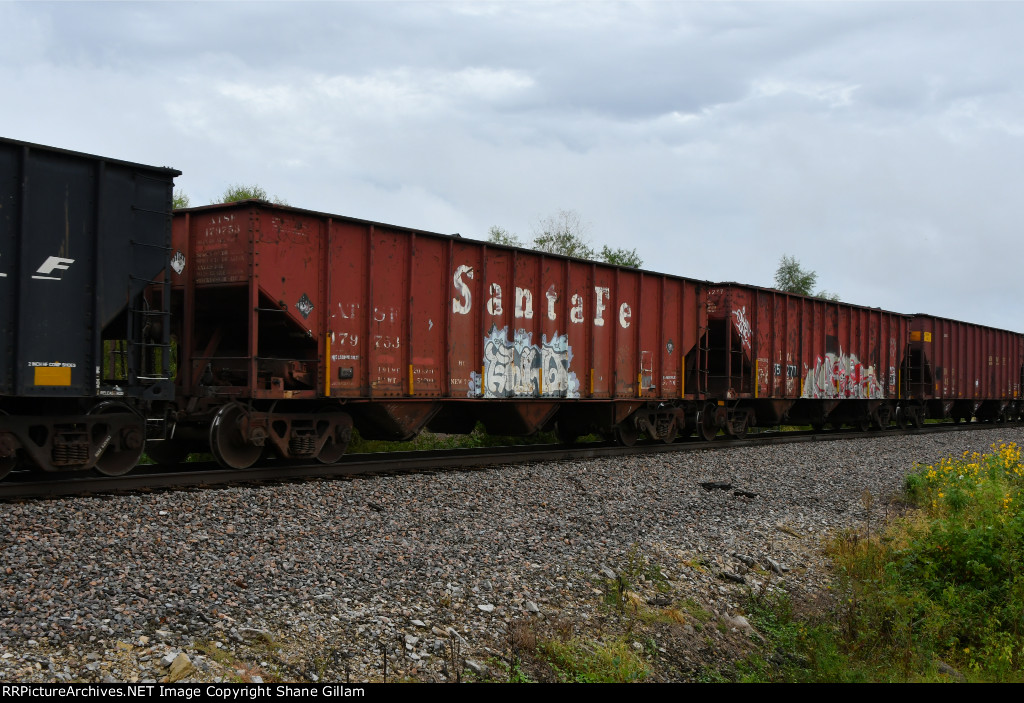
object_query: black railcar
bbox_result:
[0,137,178,476]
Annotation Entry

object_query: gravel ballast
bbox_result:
[1,427,1019,683]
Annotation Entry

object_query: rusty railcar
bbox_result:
[160,201,708,468]
[902,315,1024,425]
[700,283,911,437]
[0,137,178,477]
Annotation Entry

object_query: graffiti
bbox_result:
[468,325,580,398]
[732,307,752,349]
[802,348,885,399]
[171,250,186,275]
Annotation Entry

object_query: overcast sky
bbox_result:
[3,1,1022,330]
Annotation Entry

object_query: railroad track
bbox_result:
[0,422,1015,500]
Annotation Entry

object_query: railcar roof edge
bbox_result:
[177,198,716,285]
[710,280,910,317]
[0,135,180,177]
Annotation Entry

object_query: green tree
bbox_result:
[486,209,643,268]
[531,209,595,259]
[486,225,522,247]
[599,244,643,268]
[216,184,288,205]
[172,188,190,209]
[774,255,839,300]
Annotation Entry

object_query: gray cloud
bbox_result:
[2,1,1023,330]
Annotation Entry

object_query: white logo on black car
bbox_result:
[32,256,75,280]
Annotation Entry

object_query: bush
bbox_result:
[831,443,1024,681]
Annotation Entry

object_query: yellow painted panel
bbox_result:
[34,366,71,386]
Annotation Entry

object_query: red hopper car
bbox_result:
[903,314,1023,425]
[159,201,707,467]
[701,283,911,436]
[153,202,1024,470]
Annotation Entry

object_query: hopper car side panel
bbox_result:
[705,283,910,431]
[907,315,1024,422]
[167,202,707,463]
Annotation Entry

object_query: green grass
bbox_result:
[537,637,647,683]
[741,442,1024,682]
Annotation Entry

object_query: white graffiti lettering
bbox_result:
[467,325,580,399]
[732,306,752,349]
[802,348,885,399]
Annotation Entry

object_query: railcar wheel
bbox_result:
[89,402,146,477]
[317,437,346,464]
[856,416,870,432]
[873,406,892,430]
[896,408,908,430]
[811,422,824,433]
[0,410,16,480]
[699,404,718,442]
[913,412,924,429]
[615,420,639,447]
[732,416,748,440]
[145,440,191,468]
[316,411,351,465]
[210,404,263,470]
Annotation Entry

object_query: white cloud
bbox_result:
[752,79,859,108]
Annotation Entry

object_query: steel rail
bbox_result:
[0,422,1015,501]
